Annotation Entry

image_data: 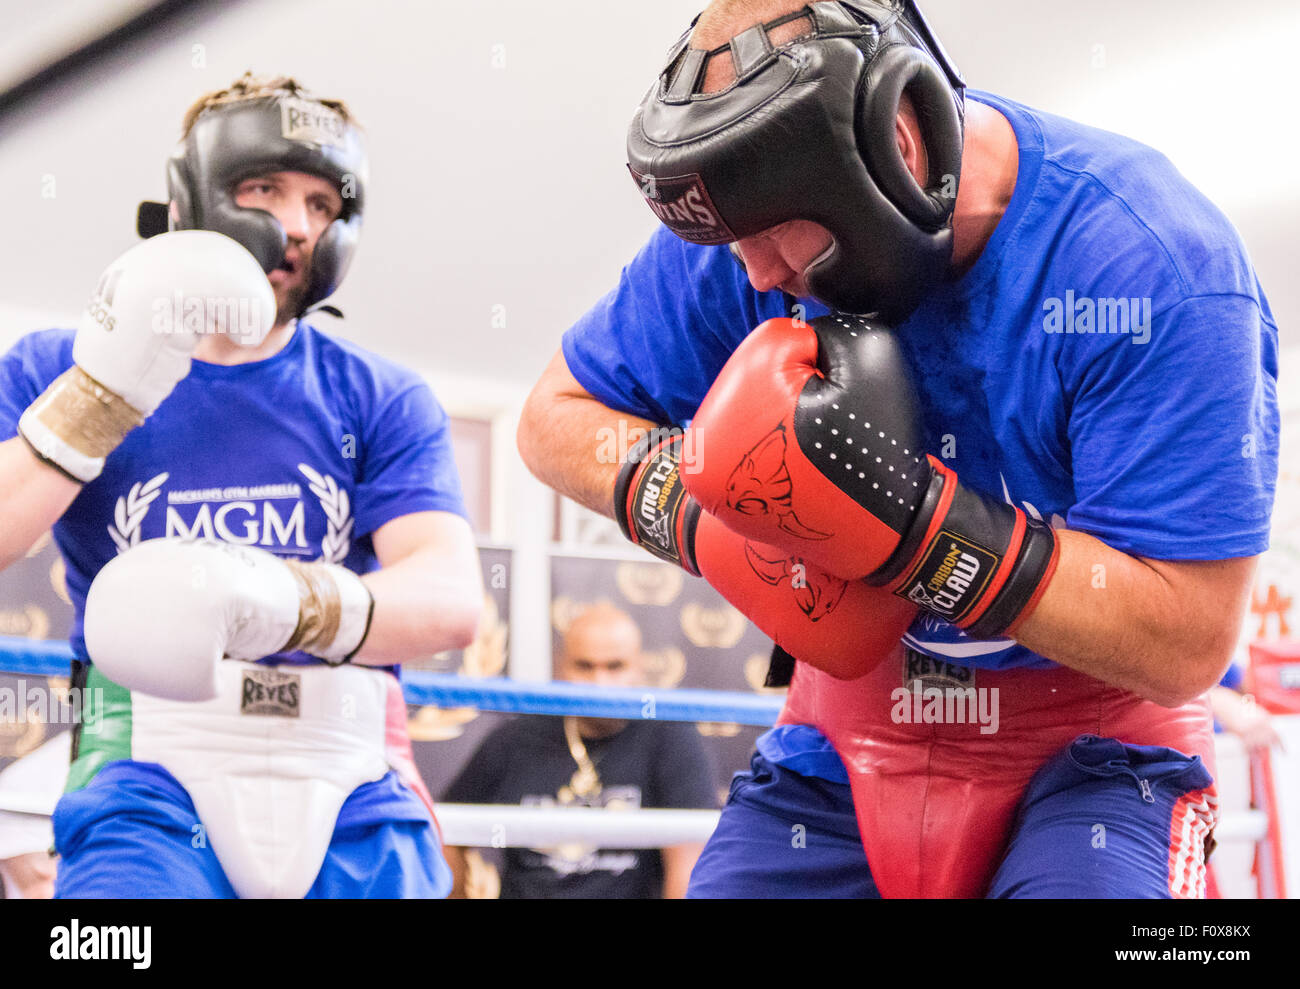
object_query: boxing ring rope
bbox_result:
[0,792,721,848]
[0,635,1270,851]
[0,635,784,726]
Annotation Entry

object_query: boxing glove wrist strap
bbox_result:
[614,430,701,575]
[877,459,1059,638]
[18,367,145,483]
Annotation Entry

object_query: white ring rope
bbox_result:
[436,804,720,848]
[0,792,1268,848]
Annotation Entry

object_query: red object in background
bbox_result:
[1246,640,1300,714]
[1250,748,1288,900]
[1205,862,1221,898]
[1251,584,1292,639]
[1244,640,1295,899]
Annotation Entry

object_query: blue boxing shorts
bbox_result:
[688,746,880,899]
[53,760,452,899]
[690,729,1216,899]
[989,734,1217,897]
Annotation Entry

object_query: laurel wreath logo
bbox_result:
[107,472,170,553]
[299,463,353,563]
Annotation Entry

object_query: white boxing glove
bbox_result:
[84,539,374,701]
[19,231,276,482]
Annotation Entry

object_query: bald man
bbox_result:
[442,605,717,898]
[518,0,1278,897]
[557,603,646,743]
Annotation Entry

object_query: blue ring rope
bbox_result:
[0,635,784,727]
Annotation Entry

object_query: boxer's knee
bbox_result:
[688,752,878,898]
[54,770,235,899]
[990,734,1216,899]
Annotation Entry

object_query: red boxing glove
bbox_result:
[683,315,1059,639]
[615,429,914,679]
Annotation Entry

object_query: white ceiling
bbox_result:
[1,0,1294,390]
[0,0,156,93]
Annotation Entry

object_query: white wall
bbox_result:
[0,0,1293,392]
[4,0,1294,676]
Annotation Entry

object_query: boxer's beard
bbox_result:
[277,278,309,325]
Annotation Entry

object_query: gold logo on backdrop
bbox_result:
[615,561,683,606]
[0,713,44,758]
[680,602,747,648]
[406,706,479,742]
[744,653,789,694]
[641,647,686,688]
[47,677,71,708]
[550,596,588,636]
[461,594,508,678]
[0,606,50,640]
[413,594,507,675]
[696,722,742,738]
[50,556,71,605]
[25,531,52,558]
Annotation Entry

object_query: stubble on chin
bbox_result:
[276,279,309,324]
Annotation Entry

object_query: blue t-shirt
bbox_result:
[562,91,1280,776]
[1219,662,1245,692]
[0,321,468,666]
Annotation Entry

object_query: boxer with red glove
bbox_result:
[683,314,1059,639]
[615,427,916,679]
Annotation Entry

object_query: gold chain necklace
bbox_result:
[558,716,602,803]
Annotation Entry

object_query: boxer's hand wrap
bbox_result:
[19,231,275,483]
[282,558,376,664]
[19,367,145,483]
[614,429,701,575]
[683,315,1060,639]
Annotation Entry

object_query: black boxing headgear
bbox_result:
[627,1,965,322]
[167,91,368,314]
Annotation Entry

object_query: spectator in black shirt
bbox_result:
[443,603,717,898]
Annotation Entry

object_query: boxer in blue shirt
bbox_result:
[0,74,482,898]
[518,1,1278,896]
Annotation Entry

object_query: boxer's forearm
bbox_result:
[352,544,482,666]
[0,437,81,571]
[518,349,655,517]
[1012,529,1256,707]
